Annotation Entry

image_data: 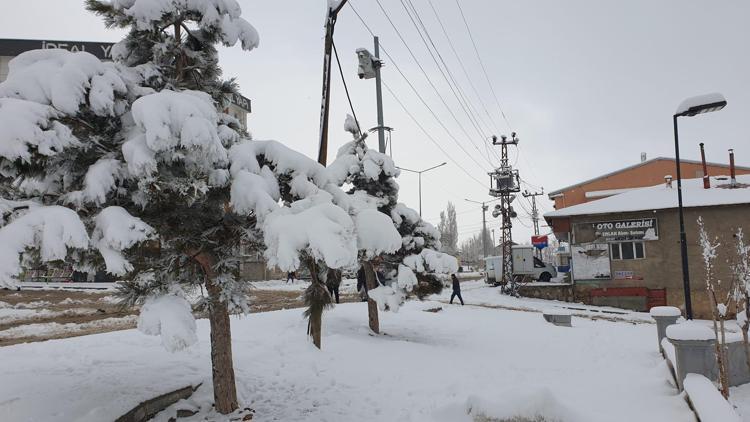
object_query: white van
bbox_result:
[484,246,557,283]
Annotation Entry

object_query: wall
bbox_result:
[552,159,750,209]
[567,203,750,318]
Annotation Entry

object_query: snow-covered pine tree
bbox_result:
[327,115,403,332]
[82,0,260,414]
[0,48,150,288]
[228,137,364,349]
[328,115,456,319]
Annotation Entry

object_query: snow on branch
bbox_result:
[112,0,259,51]
[0,206,89,286]
[64,158,125,207]
[129,90,228,165]
[0,49,126,117]
[403,248,458,274]
[0,98,79,162]
[263,202,357,272]
[230,170,279,218]
[137,294,197,352]
[92,206,155,276]
[355,209,401,259]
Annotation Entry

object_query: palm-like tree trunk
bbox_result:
[363,261,379,334]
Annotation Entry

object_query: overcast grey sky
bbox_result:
[2,0,749,247]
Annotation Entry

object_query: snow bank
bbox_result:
[676,93,726,115]
[684,374,742,422]
[666,321,715,341]
[0,206,89,286]
[650,306,682,318]
[92,206,155,276]
[138,295,197,353]
[543,308,573,316]
[465,389,585,422]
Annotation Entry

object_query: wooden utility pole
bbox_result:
[317,0,349,165]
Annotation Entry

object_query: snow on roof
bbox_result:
[544,175,750,219]
[546,156,750,197]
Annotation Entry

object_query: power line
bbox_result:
[367,0,494,170]
[399,0,499,165]
[347,1,492,185]
[427,0,503,136]
[454,0,513,131]
[332,39,362,136]
[382,81,487,188]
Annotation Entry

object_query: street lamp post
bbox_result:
[673,93,727,320]
[397,162,447,216]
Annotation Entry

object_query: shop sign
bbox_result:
[531,235,548,249]
[574,218,658,243]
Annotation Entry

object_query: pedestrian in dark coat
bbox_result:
[286,271,296,284]
[356,266,368,302]
[450,274,464,305]
[326,269,342,304]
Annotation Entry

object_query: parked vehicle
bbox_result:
[484,246,557,284]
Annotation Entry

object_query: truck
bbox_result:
[484,246,557,284]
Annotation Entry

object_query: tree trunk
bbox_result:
[363,261,380,334]
[743,295,750,374]
[194,252,239,414]
[306,259,330,349]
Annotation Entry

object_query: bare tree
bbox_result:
[698,216,733,398]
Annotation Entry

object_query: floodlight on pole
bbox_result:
[672,92,727,320]
[397,162,447,216]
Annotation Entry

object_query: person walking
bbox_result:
[326,268,341,304]
[286,271,296,284]
[450,274,464,305]
[356,265,368,302]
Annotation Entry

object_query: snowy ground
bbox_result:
[0,282,698,422]
[251,278,359,294]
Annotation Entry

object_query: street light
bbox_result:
[673,93,727,320]
[397,162,447,216]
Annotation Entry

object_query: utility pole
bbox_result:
[356,37,390,154]
[489,133,520,293]
[466,198,500,260]
[374,37,386,154]
[317,0,348,166]
[522,189,544,257]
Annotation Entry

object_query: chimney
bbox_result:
[664,175,673,188]
[640,152,647,162]
[699,143,710,189]
[730,149,737,188]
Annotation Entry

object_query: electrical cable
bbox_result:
[454,0,513,131]
[332,38,362,137]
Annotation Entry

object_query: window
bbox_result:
[533,257,545,268]
[611,242,645,260]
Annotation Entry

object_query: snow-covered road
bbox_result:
[0,286,695,422]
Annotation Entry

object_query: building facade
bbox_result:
[548,156,750,210]
[543,175,750,318]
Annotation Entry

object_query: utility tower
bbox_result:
[522,189,545,258]
[489,133,520,292]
